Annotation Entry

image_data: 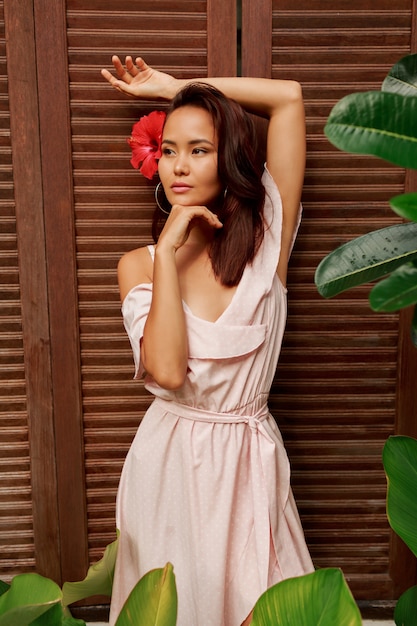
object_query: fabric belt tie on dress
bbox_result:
[153,397,290,590]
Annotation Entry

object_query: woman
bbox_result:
[101,56,314,626]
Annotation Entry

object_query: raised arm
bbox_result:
[201,77,305,285]
[102,56,305,284]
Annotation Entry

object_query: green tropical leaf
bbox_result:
[383,436,417,558]
[62,534,118,607]
[30,602,86,626]
[0,573,62,626]
[394,585,417,626]
[369,262,417,311]
[251,568,361,626]
[382,53,417,96]
[315,222,417,297]
[115,563,177,626]
[324,90,417,169]
[61,617,87,626]
[390,192,417,221]
[0,582,9,598]
[29,603,64,626]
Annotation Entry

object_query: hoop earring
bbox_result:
[154,182,171,215]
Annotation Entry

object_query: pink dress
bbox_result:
[109,168,314,626]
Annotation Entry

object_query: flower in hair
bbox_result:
[127,110,166,179]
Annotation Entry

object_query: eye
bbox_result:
[162,147,175,156]
[192,147,208,155]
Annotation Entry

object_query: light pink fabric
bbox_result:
[109,168,314,626]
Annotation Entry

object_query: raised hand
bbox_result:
[157,204,223,253]
[101,55,180,100]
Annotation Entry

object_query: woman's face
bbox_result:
[158,105,223,209]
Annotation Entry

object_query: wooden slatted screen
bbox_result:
[66,0,234,565]
[266,0,415,599]
[0,0,35,580]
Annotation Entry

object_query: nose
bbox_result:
[173,153,190,175]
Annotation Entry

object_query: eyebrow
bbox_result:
[161,138,216,147]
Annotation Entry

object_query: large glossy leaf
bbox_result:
[0,582,9,598]
[394,585,417,626]
[61,617,87,626]
[324,90,417,169]
[382,53,417,96]
[315,222,417,297]
[251,568,361,626]
[0,573,62,626]
[369,262,417,311]
[62,533,118,607]
[383,436,417,558]
[29,604,64,626]
[390,192,417,222]
[29,603,86,626]
[115,563,177,626]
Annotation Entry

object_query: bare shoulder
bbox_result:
[118,246,154,302]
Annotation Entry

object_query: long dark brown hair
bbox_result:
[152,83,266,286]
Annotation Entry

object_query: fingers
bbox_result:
[100,69,133,95]
[109,55,139,84]
[111,55,127,78]
[196,205,223,229]
[205,210,223,229]
[158,205,223,252]
[171,204,223,229]
[100,68,114,83]
[125,56,140,78]
[135,57,148,72]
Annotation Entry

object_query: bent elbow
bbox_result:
[141,342,188,390]
[143,355,187,390]
[153,369,187,390]
[286,80,303,104]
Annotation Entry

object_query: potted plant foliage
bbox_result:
[314,51,417,624]
[383,435,417,625]
[0,531,361,625]
[315,53,417,344]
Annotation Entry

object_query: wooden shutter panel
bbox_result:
[0,0,34,574]
[1,0,60,582]
[260,0,416,600]
[67,0,236,566]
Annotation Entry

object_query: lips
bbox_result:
[171,182,192,193]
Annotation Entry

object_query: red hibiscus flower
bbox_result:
[127,110,166,179]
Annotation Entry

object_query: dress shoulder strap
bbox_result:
[147,244,155,261]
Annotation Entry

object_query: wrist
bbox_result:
[160,77,188,101]
[155,240,177,258]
